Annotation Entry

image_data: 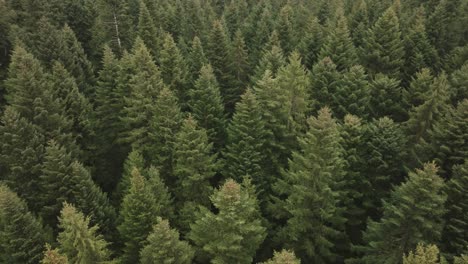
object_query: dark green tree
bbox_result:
[449,63,468,105]
[334,65,370,119]
[276,4,295,54]
[309,57,339,112]
[403,68,433,109]
[137,0,159,57]
[297,16,323,68]
[189,64,226,148]
[56,203,112,263]
[227,30,250,109]
[113,149,145,207]
[359,163,447,264]
[251,43,286,84]
[369,74,406,122]
[140,218,195,264]
[0,184,49,264]
[189,179,266,264]
[188,36,208,82]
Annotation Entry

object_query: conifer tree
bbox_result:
[146,166,174,222]
[359,163,447,264]
[42,244,69,264]
[140,218,195,264]
[251,44,286,84]
[261,250,301,264]
[121,39,166,151]
[310,57,339,112]
[188,36,208,82]
[0,184,49,264]
[137,0,159,57]
[334,65,370,119]
[442,160,468,259]
[224,89,269,195]
[227,30,250,109]
[189,64,226,148]
[56,203,111,263]
[403,68,433,109]
[360,8,405,79]
[276,4,295,54]
[369,74,406,122]
[297,16,323,68]
[275,107,345,263]
[449,63,468,104]
[349,0,369,49]
[403,244,441,264]
[319,12,358,72]
[118,168,160,264]
[148,87,183,181]
[189,179,266,264]
[159,33,189,104]
[113,150,145,207]
[173,116,218,232]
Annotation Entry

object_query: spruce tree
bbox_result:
[360,8,405,79]
[56,203,111,263]
[251,43,286,84]
[189,64,227,148]
[276,4,295,54]
[403,68,433,109]
[137,0,159,57]
[309,57,340,112]
[369,74,406,122]
[261,250,300,264]
[140,218,194,264]
[118,167,160,264]
[442,160,468,259]
[334,65,370,119]
[297,16,323,68]
[318,12,358,72]
[275,107,345,263]
[146,166,174,222]
[188,36,208,82]
[113,150,145,207]
[189,179,266,264]
[359,163,447,264]
[42,244,69,264]
[224,89,269,197]
[449,63,468,104]
[0,184,49,264]
[403,244,441,264]
[227,30,250,110]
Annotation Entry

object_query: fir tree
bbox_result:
[369,74,406,122]
[56,203,111,263]
[224,89,269,197]
[118,167,160,264]
[334,65,370,119]
[261,249,301,264]
[359,163,447,264]
[113,150,145,207]
[403,68,433,109]
[449,63,468,104]
[137,0,159,57]
[189,179,266,264]
[275,107,345,263]
[146,166,174,222]
[188,36,208,82]
[360,8,405,79]
[442,160,468,259]
[189,64,227,148]
[140,218,195,264]
[0,184,49,264]
[309,57,339,112]
[41,244,69,264]
[319,12,358,72]
[403,244,441,264]
[227,30,250,110]
[297,16,323,69]
[276,4,295,54]
[251,41,286,84]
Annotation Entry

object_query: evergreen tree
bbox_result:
[148,87,183,181]
[227,30,250,110]
[297,16,323,68]
[449,63,468,104]
[42,244,69,264]
[189,179,266,264]
[251,44,286,84]
[261,249,300,264]
[159,33,189,104]
[349,0,369,49]
[442,160,468,259]
[137,0,159,57]
[188,36,208,82]
[118,167,160,264]
[275,107,345,263]
[224,89,269,197]
[403,244,441,264]
[360,8,405,79]
[0,184,49,264]
[189,64,226,148]
[309,57,339,112]
[140,218,194,264]
[146,166,174,222]
[334,65,370,119]
[403,68,433,109]
[359,163,447,264]
[369,74,406,122]
[276,4,295,54]
[173,116,218,232]
[56,203,111,263]
[319,12,358,72]
[113,149,145,207]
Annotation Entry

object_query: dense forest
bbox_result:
[0,0,467,263]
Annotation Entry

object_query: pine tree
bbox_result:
[275,107,345,263]
[224,89,269,197]
[148,87,183,181]
[227,30,250,110]
[319,12,358,72]
[360,8,405,79]
[121,38,166,151]
[189,179,266,264]
[137,0,159,57]
[309,57,339,112]
[261,249,300,264]
[359,163,447,264]
[369,74,406,122]
[0,184,49,264]
[118,167,160,264]
[140,218,195,264]
[159,33,189,104]
[56,203,111,263]
[403,244,441,264]
[42,244,69,264]
[189,64,226,148]
[442,160,468,259]
[334,65,370,119]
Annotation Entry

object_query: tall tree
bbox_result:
[227,30,250,110]
[187,36,208,82]
[189,179,266,264]
[297,16,323,68]
[189,64,226,148]
[369,74,406,122]
[56,203,112,263]
[113,149,145,207]
[140,218,195,264]
[251,43,286,84]
[309,57,340,112]
[0,184,49,264]
[334,65,370,119]
[403,68,433,109]
[360,8,405,79]
[137,0,159,57]
[359,163,447,264]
